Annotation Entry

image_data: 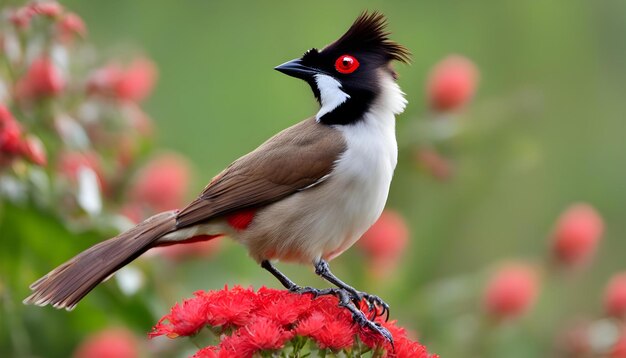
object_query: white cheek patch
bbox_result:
[314,74,350,121]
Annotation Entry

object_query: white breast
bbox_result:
[239,75,406,264]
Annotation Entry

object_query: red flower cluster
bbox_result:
[150,286,436,358]
[0,105,46,165]
[87,58,158,103]
[9,2,85,42]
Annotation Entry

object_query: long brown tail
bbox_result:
[23,210,177,310]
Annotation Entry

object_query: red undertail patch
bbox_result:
[226,208,257,231]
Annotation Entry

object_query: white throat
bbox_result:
[314,74,350,121]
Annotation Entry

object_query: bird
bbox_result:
[24,11,410,342]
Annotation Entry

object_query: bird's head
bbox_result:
[275,12,410,125]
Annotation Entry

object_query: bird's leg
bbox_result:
[261,260,337,296]
[333,286,394,346]
[261,260,393,345]
[314,260,390,321]
[261,260,301,291]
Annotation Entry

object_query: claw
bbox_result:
[354,292,391,322]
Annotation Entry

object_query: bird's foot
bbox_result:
[291,286,393,346]
[335,288,394,347]
[356,292,390,321]
[290,285,341,298]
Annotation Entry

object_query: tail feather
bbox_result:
[24,210,177,310]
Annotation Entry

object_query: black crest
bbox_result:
[325,11,411,64]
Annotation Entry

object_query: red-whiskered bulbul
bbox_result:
[24,11,410,342]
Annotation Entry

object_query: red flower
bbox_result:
[224,317,294,353]
[358,209,409,277]
[203,286,258,328]
[86,65,124,96]
[58,12,86,42]
[9,7,34,29]
[192,346,224,358]
[149,293,210,338]
[605,272,626,318]
[426,55,479,111]
[30,2,63,18]
[16,57,65,98]
[612,329,626,358]
[483,262,539,319]
[58,151,104,185]
[114,58,158,102]
[73,328,139,358]
[551,203,604,267]
[130,153,191,212]
[296,310,356,350]
[255,286,312,326]
[86,58,157,103]
[151,286,435,357]
[20,135,47,166]
[0,115,22,155]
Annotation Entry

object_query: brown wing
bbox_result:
[175,117,346,228]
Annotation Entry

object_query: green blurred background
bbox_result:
[2,1,626,357]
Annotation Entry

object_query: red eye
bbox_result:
[335,55,359,74]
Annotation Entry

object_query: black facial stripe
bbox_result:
[318,89,375,125]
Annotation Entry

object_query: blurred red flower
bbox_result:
[605,272,626,318]
[114,58,157,102]
[150,286,435,357]
[87,58,157,103]
[20,134,47,166]
[129,153,191,212]
[358,209,409,277]
[551,203,604,267]
[58,151,104,186]
[483,262,539,319]
[612,329,626,358]
[9,7,34,29]
[30,2,63,18]
[0,106,22,155]
[426,55,479,112]
[58,12,87,42]
[73,328,139,358]
[16,57,65,99]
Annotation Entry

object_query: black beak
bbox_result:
[274,58,319,80]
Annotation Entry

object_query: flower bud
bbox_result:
[426,55,479,111]
[17,57,65,98]
[58,12,86,43]
[20,135,47,166]
[605,273,626,318]
[30,2,63,18]
[0,107,22,155]
[551,203,604,267]
[114,58,157,102]
[9,7,34,29]
[73,328,139,358]
[483,263,539,319]
[130,153,190,212]
[358,209,409,277]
